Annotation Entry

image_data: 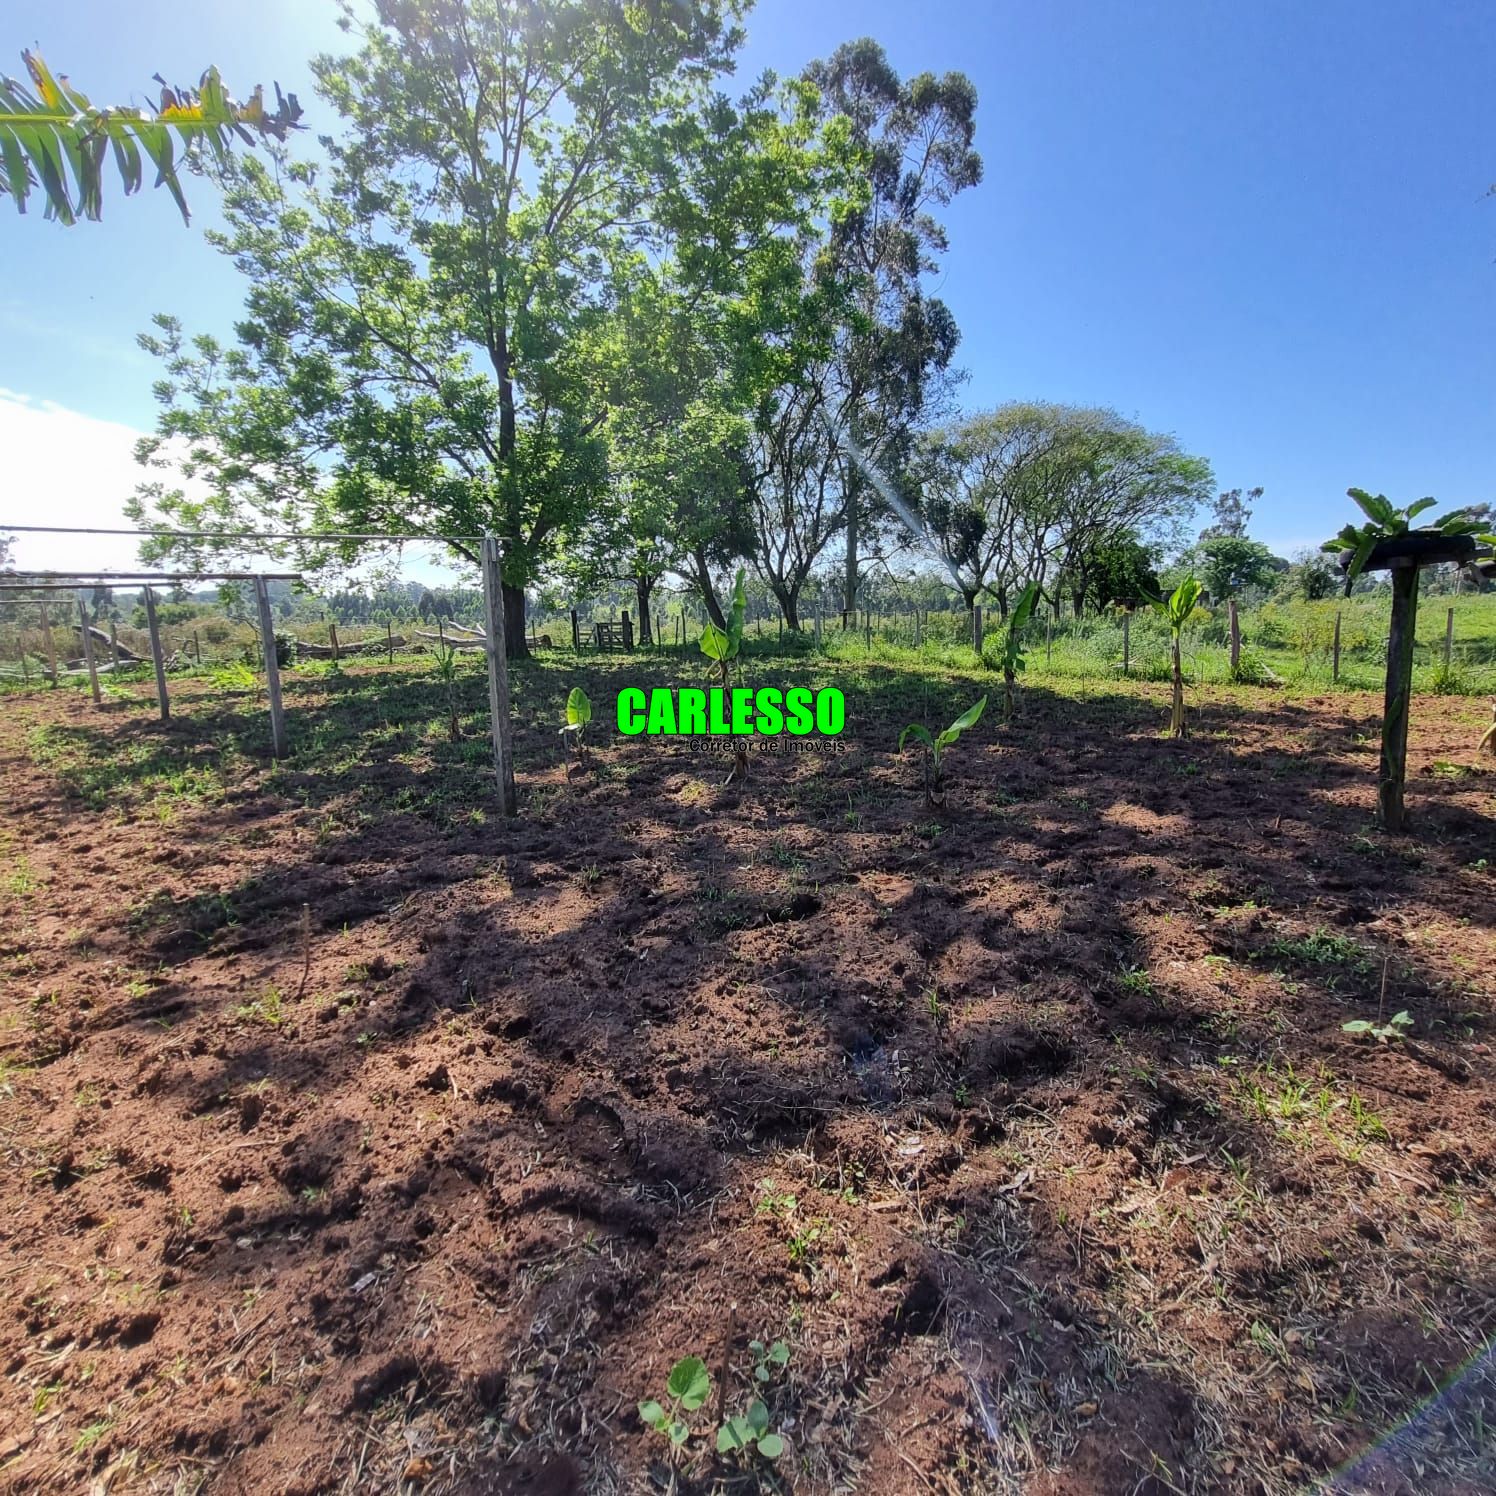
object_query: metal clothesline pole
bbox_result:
[0,525,483,543]
[0,575,305,588]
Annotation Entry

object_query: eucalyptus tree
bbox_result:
[791,39,981,622]
[129,0,833,657]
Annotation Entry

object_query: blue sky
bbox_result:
[2,0,1493,576]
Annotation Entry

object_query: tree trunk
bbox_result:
[691,548,727,629]
[773,583,802,631]
[635,575,655,645]
[502,581,528,660]
[843,485,859,626]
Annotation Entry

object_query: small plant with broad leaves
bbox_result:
[717,1398,785,1463]
[1147,577,1203,738]
[638,1355,711,1452]
[699,568,748,784]
[899,696,987,808]
[560,686,591,774]
[1322,489,1495,597]
[995,580,1041,720]
[750,1338,790,1385]
[1343,1010,1412,1043]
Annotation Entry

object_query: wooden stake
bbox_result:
[387,620,394,663]
[814,607,822,648]
[1228,599,1240,676]
[1123,612,1130,676]
[329,620,341,662]
[973,604,983,655]
[715,1302,738,1427]
[78,600,101,705]
[193,629,201,664]
[144,587,170,722]
[109,619,121,670]
[40,602,57,684]
[913,609,921,650]
[1046,608,1053,666]
[297,903,313,999]
[480,535,517,816]
[1379,562,1420,831]
[1444,606,1455,672]
[1332,610,1342,683]
[254,575,289,760]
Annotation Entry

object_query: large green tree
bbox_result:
[131,0,832,657]
[917,403,1212,616]
[571,73,853,633]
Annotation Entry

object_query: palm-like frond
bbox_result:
[0,50,301,225]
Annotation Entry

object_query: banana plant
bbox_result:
[1147,576,1202,738]
[899,696,987,808]
[1322,489,1495,597]
[431,643,461,742]
[699,569,749,784]
[560,686,592,774]
[996,580,1041,721]
[0,50,301,225]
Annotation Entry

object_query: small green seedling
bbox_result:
[996,580,1041,720]
[1147,576,1203,738]
[1322,490,1495,596]
[750,1339,790,1384]
[561,685,592,773]
[1343,1010,1412,1043]
[899,696,987,807]
[717,1398,785,1462]
[639,1355,711,1451]
[700,568,748,784]
[431,642,461,742]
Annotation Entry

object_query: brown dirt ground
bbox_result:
[1,660,1494,1495]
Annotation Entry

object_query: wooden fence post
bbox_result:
[387,620,394,663]
[1332,610,1342,683]
[1228,600,1241,677]
[1123,611,1130,676]
[193,630,201,664]
[329,620,341,662]
[109,620,121,671]
[480,535,517,816]
[973,605,984,656]
[571,608,580,652]
[144,587,170,722]
[1379,562,1420,830]
[814,606,822,648]
[1444,606,1455,672]
[1046,606,1054,666]
[78,600,101,705]
[254,575,289,760]
[40,602,58,684]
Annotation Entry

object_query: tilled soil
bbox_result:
[1,661,1493,1495]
